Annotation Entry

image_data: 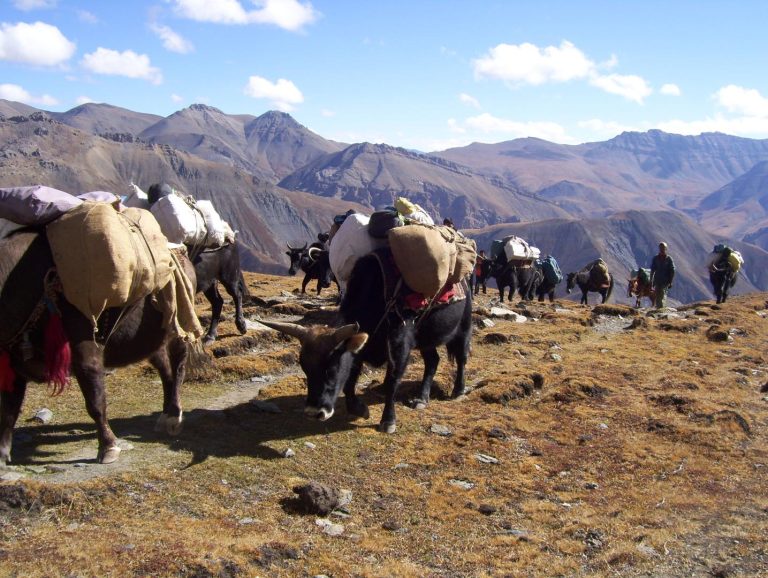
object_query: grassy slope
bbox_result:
[1,273,766,577]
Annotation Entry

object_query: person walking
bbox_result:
[650,242,675,308]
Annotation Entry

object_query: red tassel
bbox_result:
[44,313,71,395]
[0,351,15,393]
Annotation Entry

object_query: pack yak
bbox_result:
[264,249,473,433]
[0,231,192,465]
[566,260,614,305]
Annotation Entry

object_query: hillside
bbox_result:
[1,275,766,577]
[435,130,768,215]
[466,210,768,305]
[279,142,570,227]
[0,113,363,272]
[694,160,768,248]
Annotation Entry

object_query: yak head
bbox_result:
[259,321,368,421]
[566,272,577,293]
[285,243,308,276]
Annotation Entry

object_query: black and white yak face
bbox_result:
[258,321,367,421]
[285,243,308,276]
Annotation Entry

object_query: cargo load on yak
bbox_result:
[538,255,563,285]
[148,186,234,252]
[707,243,744,273]
[329,212,389,293]
[489,235,540,263]
[394,197,434,226]
[387,223,477,299]
[630,267,651,285]
[47,202,176,325]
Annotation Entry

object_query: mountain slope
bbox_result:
[279,142,570,227]
[435,130,768,214]
[52,102,162,136]
[0,112,362,272]
[694,160,768,247]
[466,210,768,304]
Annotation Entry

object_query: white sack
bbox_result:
[329,213,387,293]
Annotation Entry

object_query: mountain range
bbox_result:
[1,98,767,303]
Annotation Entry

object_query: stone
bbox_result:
[294,481,349,515]
[251,399,282,413]
[430,424,452,436]
[315,518,344,536]
[31,408,53,424]
[475,453,499,464]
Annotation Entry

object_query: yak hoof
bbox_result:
[98,445,121,464]
[411,398,428,410]
[347,399,370,419]
[155,412,184,435]
[202,334,216,346]
[236,318,247,335]
[378,422,397,434]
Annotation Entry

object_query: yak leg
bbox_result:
[150,338,187,436]
[70,341,120,464]
[343,359,369,419]
[379,334,415,433]
[0,378,28,465]
[222,277,247,335]
[301,273,311,294]
[411,348,440,410]
[202,283,224,345]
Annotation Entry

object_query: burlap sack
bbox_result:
[448,232,477,285]
[47,202,174,324]
[388,224,456,298]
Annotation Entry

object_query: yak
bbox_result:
[490,257,537,303]
[263,248,473,433]
[566,260,614,305]
[709,253,738,304]
[193,241,249,344]
[286,240,335,295]
[0,231,193,465]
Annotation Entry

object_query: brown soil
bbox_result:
[1,274,767,577]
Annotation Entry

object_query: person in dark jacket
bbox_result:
[650,242,675,308]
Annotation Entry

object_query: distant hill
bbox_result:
[466,210,768,304]
[3,98,768,299]
[693,160,768,249]
[434,130,768,216]
[138,105,344,182]
[278,142,570,227]
[51,102,162,136]
[0,112,363,272]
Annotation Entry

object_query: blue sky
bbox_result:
[2,0,768,151]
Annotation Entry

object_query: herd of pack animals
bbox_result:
[0,185,746,465]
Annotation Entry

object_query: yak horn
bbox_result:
[332,323,360,345]
[307,247,322,260]
[259,320,310,341]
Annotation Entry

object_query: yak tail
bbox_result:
[44,312,71,396]
[238,270,251,300]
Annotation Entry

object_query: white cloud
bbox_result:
[714,85,768,117]
[657,114,768,137]
[75,95,93,105]
[77,10,99,24]
[81,48,163,84]
[473,40,652,103]
[150,23,194,54]
[0,21,76,66]
[171,93,184,103]
[589,73,651,104]
[0,83,57,105]
[660,83,681,96]
[473,40,593,85]
[459,93,481,109]
[320,108,335,117]
[243,75,303,111]
[171,0,319,31]
[12,0,57,10]
[462,113,575,143]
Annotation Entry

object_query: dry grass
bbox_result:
[1,274,767,577]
